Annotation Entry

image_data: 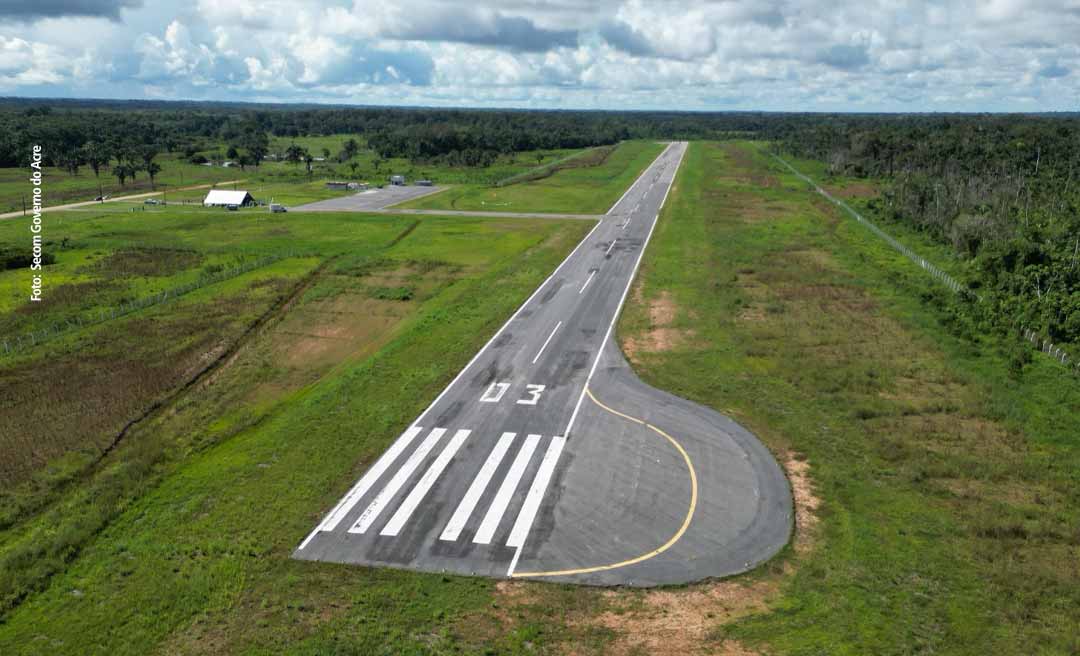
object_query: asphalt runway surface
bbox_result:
[294,142,792,585]
[292,184,446,211]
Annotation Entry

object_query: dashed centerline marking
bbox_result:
[605,239,618,256]
[578,271,596,294]
[532,321,562,364]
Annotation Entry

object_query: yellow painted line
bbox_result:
[511,386,698,579]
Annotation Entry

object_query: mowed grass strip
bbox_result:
[395,140,666,215]
[610,141,1080,654]
[0,214,593,654]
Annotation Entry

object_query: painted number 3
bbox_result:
[480,382,545,406]
[515,384,546,406]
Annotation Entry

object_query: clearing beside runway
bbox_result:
[393,140,666,215]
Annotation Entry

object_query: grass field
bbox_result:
[0,135,587,213]
[607,141,1080,654]
[3,140,1077,655]
[395,140,666,214]
[0,203,595,654]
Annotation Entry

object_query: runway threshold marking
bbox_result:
[510,387,698,579]
[349,427,447,534]
[474,434,541,544]
[532,321,563,364]
[440,432,516,542]
[298,425,425,549]
[380,429,471,537]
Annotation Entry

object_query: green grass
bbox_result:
[0,205,595,654]
[617,141,1080,654]
[0,154,241,213]
[395,140,666,214]
[0,134,588,213]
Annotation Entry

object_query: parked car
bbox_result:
[144,198,160,205]
[95,194,109,201]
[226,204,239,211]
[270,203,287,213]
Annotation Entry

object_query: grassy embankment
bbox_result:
[395,140,666,214]
[0,202,596,654]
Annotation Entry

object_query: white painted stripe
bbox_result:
[605,141,673,215]
[564,142,686,438]
[605,239,618,255]
[507,545,523,577]
[440,432,516,542]
[622,217,632,230]
[578,270,596,294]
[298,425,425,549]
[349,428,446,534]
[506,436,566,548]
[380,429,471,537]
[474,434,540,545]
[532,321,562,364]
[410,218,604,428]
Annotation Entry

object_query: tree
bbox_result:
[303,149,314,176]
[285,144,304,165]
[536,153,545,166]
[114,164,131,186]
[341,138,360,162]
[372,157,383,174]
[348,161,359,177]
[321,147,330,159]
[226,145,239,160]
[146,161,161,189]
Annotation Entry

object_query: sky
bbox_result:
[0,0,1078,112]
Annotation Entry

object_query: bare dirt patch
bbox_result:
[622,291,695,361]
[482,452,820,656]
[825,181,878,199]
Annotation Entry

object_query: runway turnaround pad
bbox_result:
[294,143,793,586]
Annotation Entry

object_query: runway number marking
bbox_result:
[480,381,547,406]
[479,381,510,403]
[515,384,546,406]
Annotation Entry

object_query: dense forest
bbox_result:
[1,97,1076,356]
[773,114,1080,355]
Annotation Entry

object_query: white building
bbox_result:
[203,189,255,207]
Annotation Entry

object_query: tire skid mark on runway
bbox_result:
[511,387,697,578]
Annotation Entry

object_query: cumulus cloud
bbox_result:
[0,0,1079,110]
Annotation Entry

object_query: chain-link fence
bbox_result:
[772,153,1077,373]
[1,250,300,359]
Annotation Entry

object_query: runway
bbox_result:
[294,142,792,585]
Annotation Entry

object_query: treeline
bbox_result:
[775,114,1080,350]
[0,98,793,170]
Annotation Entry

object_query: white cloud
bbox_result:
[0,0,1077,110]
